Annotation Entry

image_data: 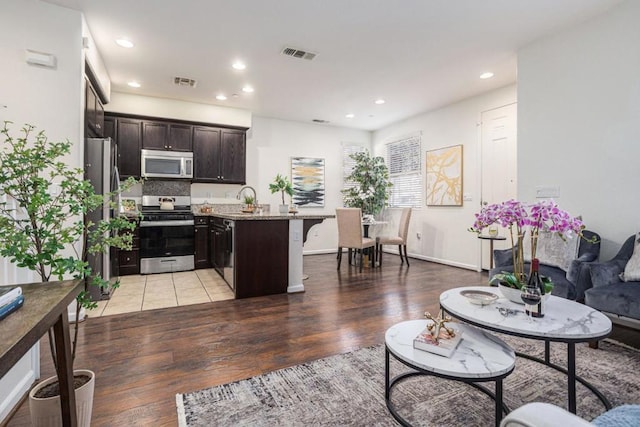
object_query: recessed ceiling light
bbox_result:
[232,61,246,70]
[127,81,141,88]
[116,38,134,48]
[242,86,254,93]
[480,72,494,79]
[345,114,355,119]
[216,94,227,101]
[374,99,385,105]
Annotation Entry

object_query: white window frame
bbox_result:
[384,133,422,208]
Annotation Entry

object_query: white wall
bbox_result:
[248,116,370,252]
[106,92,252,128]
[373,85,517,270]
[0,0,84,421]
[517,0,640,260]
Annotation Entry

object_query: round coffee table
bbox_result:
[440,286,613,414]
[385,319,515,427]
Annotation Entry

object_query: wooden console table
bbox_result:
[0,280,83,427]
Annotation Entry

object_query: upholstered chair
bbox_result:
[585,233,640,324]
[376,207,412,266]
[336,208,376,272]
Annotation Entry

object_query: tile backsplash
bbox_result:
[143,180,191,196]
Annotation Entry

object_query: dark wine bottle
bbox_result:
[527,258,545,318]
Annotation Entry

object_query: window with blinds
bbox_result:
[342,143,366,195]
[385,135,422,207]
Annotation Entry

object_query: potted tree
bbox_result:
[341,151,392,218]
[0,122,138,426]
[269,173,294,214]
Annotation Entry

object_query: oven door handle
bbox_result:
[140,220,195,227]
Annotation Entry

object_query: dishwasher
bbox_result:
[222,219,235,291]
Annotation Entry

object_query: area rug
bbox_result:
[176,337,640,426]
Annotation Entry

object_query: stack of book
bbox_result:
[413,324,463,357]
[0,286,24,321]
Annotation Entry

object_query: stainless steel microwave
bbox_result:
[141,149,193,179]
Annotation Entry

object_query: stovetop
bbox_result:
[140,195,193,221]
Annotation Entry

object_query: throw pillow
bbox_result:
[523,230,580,272]
[620,233,640,282]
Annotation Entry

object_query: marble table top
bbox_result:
[385,319,515,380]
[440,286,612,341]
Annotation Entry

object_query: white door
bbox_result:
[480,103,517,270]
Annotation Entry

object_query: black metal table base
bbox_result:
[385,346,511,427]
[441,306,612,415]
[517,344,612,413]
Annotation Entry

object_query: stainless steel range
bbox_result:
[139,195,195,274]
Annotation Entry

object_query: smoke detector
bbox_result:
[281,46,317,61]
[173,76,197,87]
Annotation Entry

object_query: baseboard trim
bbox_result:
[303,249,479,272]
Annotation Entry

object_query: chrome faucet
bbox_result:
[236,185,257,206]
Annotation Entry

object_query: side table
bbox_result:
[478,234,506,269]
[385,319,515,427]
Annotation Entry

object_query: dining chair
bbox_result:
[336,208,376,272]
[377,207,412,266]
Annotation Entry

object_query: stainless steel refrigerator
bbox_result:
[85,137,121,301]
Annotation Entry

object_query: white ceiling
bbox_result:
[45,0,622,131]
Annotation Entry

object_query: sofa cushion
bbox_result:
[620,233,640,282]
[584,282,640,320]
[593,404,640,427]
[523,230,580,271]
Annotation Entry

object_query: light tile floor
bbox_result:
[88,269,234,317]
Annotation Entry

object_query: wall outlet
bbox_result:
[416,232,422,240]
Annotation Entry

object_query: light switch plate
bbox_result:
[536,185,560,198]
[463,193,473,201]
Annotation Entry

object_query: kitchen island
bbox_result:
[198,212,333,299]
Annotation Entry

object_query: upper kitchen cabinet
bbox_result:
[220,129,246,184]
[142,121,193,151]
[85,77,104,138]
[193,126,246,184]
[116,118,142,179]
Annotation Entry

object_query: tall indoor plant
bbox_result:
[269,173,294,214]
[0,122,138,426]
[341,151,392,216]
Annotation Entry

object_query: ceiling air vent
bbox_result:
[282,46,317,61]
[173,76,197,87]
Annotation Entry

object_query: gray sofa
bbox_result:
[490,230,600,300]
[585,234,640,325]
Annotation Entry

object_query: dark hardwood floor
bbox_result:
[6,254,639,426]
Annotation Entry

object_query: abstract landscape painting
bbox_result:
[426,144,463,206]
[291,157,325,207]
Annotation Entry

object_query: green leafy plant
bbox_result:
[269,173,294,205]
[341,151,392,216]
[490,271,554,294]
[243,194,255,206]
[0,121,139,376]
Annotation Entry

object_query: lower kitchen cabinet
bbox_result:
[194,217,210,269]
[118,220,140,276]
[233,219,288,299]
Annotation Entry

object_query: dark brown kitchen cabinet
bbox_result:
[194,217,211,269]
[116,118,142,179]
[103,117,115,141]
[220,129,246,184]
[193,127,221,181]
[85,77,104,138]
[119,221,140,276]
[193,126,246,184]
[142,121,193,151]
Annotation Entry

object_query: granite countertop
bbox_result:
[197,212,334,221]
